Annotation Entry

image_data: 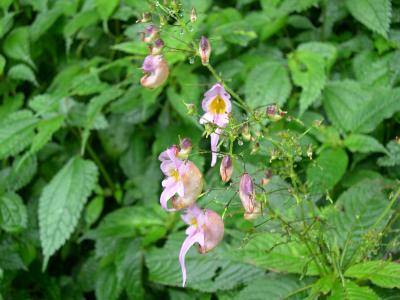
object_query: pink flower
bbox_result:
[140,55,169,89]
[239,173,261,219]
[179,204,224,287]
[200,83,231,167]
[141,25,159,43]
[159,146,203,211]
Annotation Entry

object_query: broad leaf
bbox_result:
[329,280,379,300]
[377,140,400,167]
[39,157,98,269]
[7,64,38,86]
[344,134,387,154]
[0,192,27,233]
[3,27,34,67]
[4,155,37,191]
[345,0,391,37]
[95,263,122,300]
[245,61,291,107]
[30,116,64,154]
[345,261,400,289]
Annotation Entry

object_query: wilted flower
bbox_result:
[190,7,197,23]
[220,155,233,182]
[159,146,203,210]
[179,204,224,287]
[178,138,192,159]
[151,39,165,55]
[239,173,261,219]
[199,36,211,65]
[266,104,286,122]
[141,25,159,43]
[200,83,231,167]
[140,55,169,89]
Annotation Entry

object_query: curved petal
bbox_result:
[210,132,219,167]
[160,184,177,211]
[199,112,214,125]
[179,231,205,287]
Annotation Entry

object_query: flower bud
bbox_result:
[241,123,251,141]
[199,209,224,253]
[266,104,283,122]
[199,36,211,65]
[178,138,192,159]
[151,39,165,55]
[220,155,233,182]
[190,7,197,23]
[140,55,169,89]
[172,161,203,210]
[261,170,272,186]
[239,173,256,216]
[142,25,159,43]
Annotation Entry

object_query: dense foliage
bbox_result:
[0,0,400,299]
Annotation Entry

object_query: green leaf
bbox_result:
[0,55,5,75]
[96,0,119,21]
[345,0,391,37]
[297,42,337,71]
[0,110,38,160]
[288,50,326,114]
[64,8,100,38]
[329,280,379,300]
[146,233,264,292]
[84,196,104,227]
[4,155,37,191]
[111,41,148,55]
[0,192,27,233]
[30,115,64,154]
[344,134,387,154]
[29,5,63,41]
[39,157,98,269]
[239,232,319,276]
[245,61,291,107]
[307,148,348,194]
[0,93,24,120]
[323,81,400,133]
[345,261,400,289]
[279,0,320,13]
[95,263,122,300]
[377,140,400,166]
[0,12,14,39]
[7,64,38,86]
[234,274,307,300]
[3,27,34,68]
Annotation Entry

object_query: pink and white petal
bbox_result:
[213,113,229,128]
[176,180,185,197]
[160,185,178,211]
[210,132,219,167]
[160,161,175,175]
[179,231,205,287]
[200,112,214,124]
[158,149,170,162]
[161,176,176,188]
[181,204,203,224]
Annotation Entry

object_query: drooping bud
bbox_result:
[199,36,211,65]
[140,55,169,88]
[261,170,273,186]
[178,138,192,159]
[239,173,256,216]
[151,39,165,55]
[190,7,197,23]
[172,161,203,210]
[199,209,224,253]
[220,155,233,182]
[142,25,159,43]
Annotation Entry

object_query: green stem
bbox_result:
[372,186,400,229]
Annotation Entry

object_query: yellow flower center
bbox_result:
[209,95,226,114]
[191,218,198,227]
[170,168,180,181]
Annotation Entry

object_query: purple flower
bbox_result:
[239,173,261,219]
[200,83,232,167]
[140,55,169,89]
[220,155,233,182]
[159,146,203,211]
[199,36,211,65]
[179,204,224,287]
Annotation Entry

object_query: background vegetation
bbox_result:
[0,0,400,299]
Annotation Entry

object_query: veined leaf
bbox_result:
[95,262,122,300]
[245,61,291,107]
[377,140,400,167]
[329,280,379,300]
[345,261,400,289]
[30,115,64,155]
[4,155,37,191]
[3,27,34,68]
[344,134,387,154]
[39,157,98,269]
[288,50,326,115]
[345,0,391,37]
[0,110,38,160]
[0,192,27,233]
[7,64,38,86]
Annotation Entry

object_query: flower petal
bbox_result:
[210,132,219,167]
[160,184,177,211]
[179,231,205,287]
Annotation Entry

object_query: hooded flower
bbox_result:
[239,173,261,219]
[179,204,224,287]
[140,55,169,89]
[200,83,232,167]
[159,146,203,211]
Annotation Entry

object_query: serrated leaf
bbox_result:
[377,140,400,166]
[146,233,264,292]
[345,261,400,289]
[329,280,379,300]
[245,61,291,107]
[7,64,38,86]
[5,155,37,191]
[239,232,319,275]
[344,134,387,154]
[323,81,400,133]
[96,0,119,21]
[288,50,326,114]
[234,274,307,300]
[0,110,38,160]
[297,42,337,71]
[307,148,348,194]
[3,27,34,68]
[345,0,391,37]
[39,157,98,269]
[30,115,64,154]
[0,192,27,233]
[0,241,26,270]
